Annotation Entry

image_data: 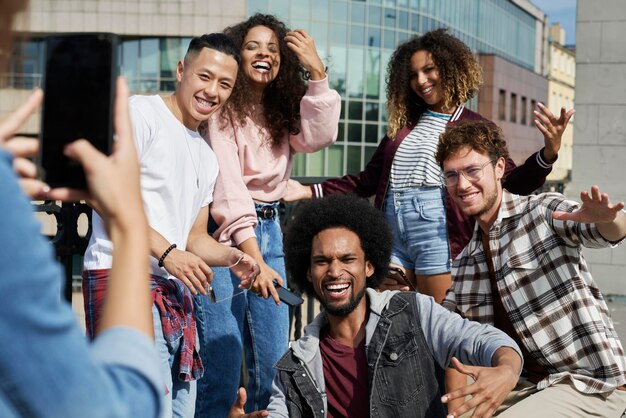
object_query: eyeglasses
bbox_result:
[443,159,495,187]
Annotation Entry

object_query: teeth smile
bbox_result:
[252,62,270,71]
[325,283,350,293]
[461,192,478,201]
[197,97,212,107]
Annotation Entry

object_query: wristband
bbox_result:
[158,243,177,267]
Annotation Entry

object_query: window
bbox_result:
[498,89,506,121]
[510,93,517,123]
[530,99,537,125]
[520,96,527,125]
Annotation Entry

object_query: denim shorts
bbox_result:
[384,186,451,275]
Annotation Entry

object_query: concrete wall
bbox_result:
[572,0,626,294]
[14,0,246,37]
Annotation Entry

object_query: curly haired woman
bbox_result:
[194,14,340,417]
[287,28,573,303]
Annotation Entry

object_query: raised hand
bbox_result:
[534,102,575,162]
[285,29,326,81]
[552,185,625,224]
[227,388,269,418]
[0,89,50,198]
[282,178,313,202]
[442,356,518,418]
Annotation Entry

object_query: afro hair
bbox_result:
[284,195,392,298]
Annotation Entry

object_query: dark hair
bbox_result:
[436,119,509,167]
[284,195,392,298]
[221,14,307,146]
[185,33,241,66]
[386,28,483,139]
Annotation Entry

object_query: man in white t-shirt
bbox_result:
[82,34,260,418]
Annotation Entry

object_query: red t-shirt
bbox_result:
[320,327,370,418]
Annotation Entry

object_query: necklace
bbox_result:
[167,95,201,188]
[183,127,201,189]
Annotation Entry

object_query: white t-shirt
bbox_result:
[83,95,219,277]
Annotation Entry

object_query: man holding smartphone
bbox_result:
[82,34,260,418]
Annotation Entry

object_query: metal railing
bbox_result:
[34,194,318,339]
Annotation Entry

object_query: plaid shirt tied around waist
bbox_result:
[442,191,626,395]
[82,269,203,382]
[151,275,204,382]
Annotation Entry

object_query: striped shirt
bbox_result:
[443,191,626,394]
[389,110,450,189]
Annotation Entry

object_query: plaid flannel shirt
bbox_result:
[442,191,626,395]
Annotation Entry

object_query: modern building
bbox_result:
[6,0,550,181]
[571,0,626,294]
[545,23,575,188]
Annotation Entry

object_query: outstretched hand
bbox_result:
[442,357,518,418]
[285,29,326,81]
[553,185,625,224]
[534,102,575,162]
[227,388,269,418]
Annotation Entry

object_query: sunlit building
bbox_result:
[5,0,549,178]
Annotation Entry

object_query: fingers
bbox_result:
[0,89,43,142]
[378,277,410,292]
[451,357,477,379]
[64,139,107,176]
[19,179,51,199]
[199,262,214,287]
[45,186,91,202]
[3,137,39,159]
[13,157,38,179]
[235,387,247,409]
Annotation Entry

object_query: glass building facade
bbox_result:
[5,0,539,177]
[247,0,538,177]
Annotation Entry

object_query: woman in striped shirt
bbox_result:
[286,29,572,304]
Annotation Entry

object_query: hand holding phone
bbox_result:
[40,33,118,189]
[273,280,304,306]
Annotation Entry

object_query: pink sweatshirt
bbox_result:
[205,78,341,246]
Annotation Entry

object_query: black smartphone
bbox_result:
[40,33,119,189]
[273,280,304,306]
[386,266,416,291]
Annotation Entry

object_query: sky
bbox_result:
[531,0,577,45]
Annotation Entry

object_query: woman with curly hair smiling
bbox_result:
[194,13,340,417]
[287,28,572,304]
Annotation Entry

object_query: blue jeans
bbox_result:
[384,186,451,275]
[153,305,196,418]
[194,204,289,416]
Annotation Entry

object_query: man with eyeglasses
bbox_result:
[436,120,626,417]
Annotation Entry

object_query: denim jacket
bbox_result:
[266,289,521,418]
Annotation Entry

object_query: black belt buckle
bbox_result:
[257,206,275,219]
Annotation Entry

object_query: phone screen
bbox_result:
[40,33,118,189]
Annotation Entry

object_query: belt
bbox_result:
[256,206,277,219]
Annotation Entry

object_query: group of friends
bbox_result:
[1,1,626,417]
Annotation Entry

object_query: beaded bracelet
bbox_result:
[158,243,177,267]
